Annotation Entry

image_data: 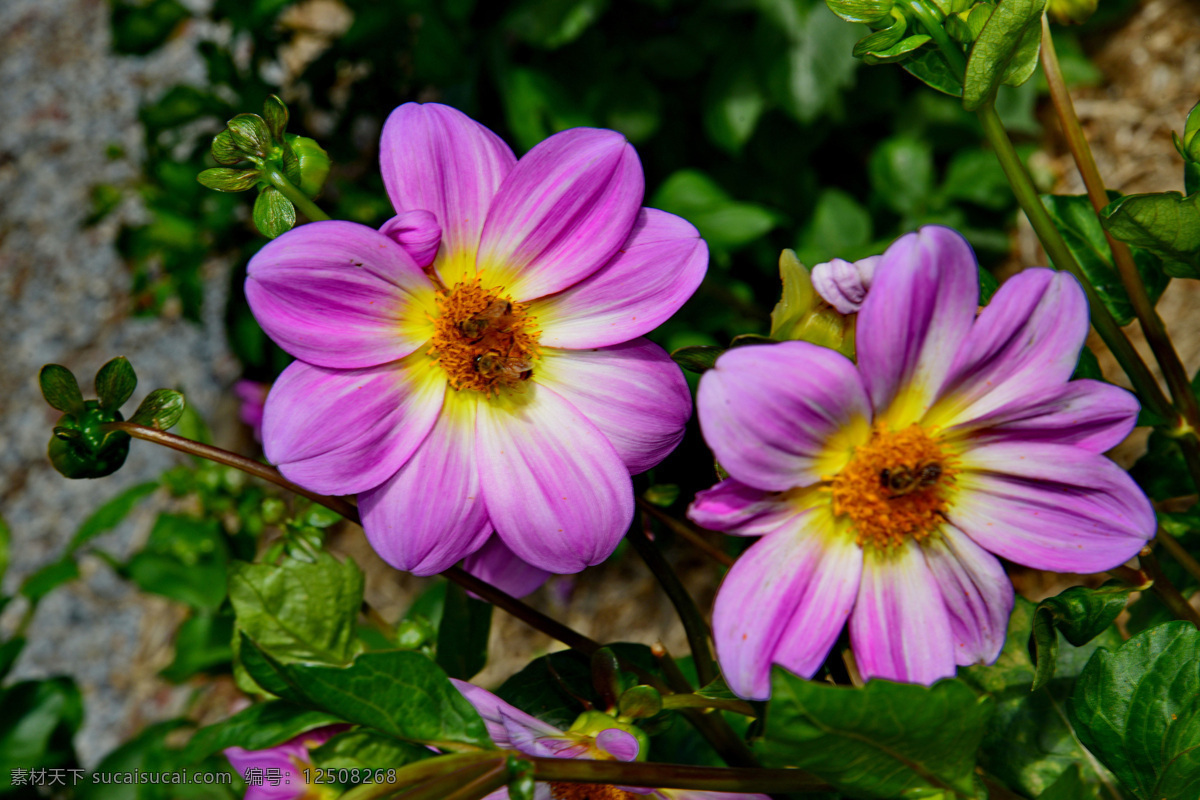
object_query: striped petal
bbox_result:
[478,128,643,300]
[535,340,691,475]
[475,385,634,573]
[462,536,551,599]
[358,389,492,575]
[531,209,708,348]
[262,354,444,496]
[921,525,1012,667]
[698,342,872,492]
[449,679,564,750]
[688,479,811,538]
[379,210,442,268]
[245,221,436,368]
[850,541,957,684]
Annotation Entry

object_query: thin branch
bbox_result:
[637,497,735,567]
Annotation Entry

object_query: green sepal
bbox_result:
[39,364,85,414]
[671,345,724,374]
[861,34,932,64]
[826,0,895,25]
[94,356,137,411]
[129,388,186,431]
[211,129,242,165]
[197,167,261,193]
[285,134,331,199]
[253,186,297,239]
[618,685,664,719]
[853,10,908,58]
[263,95,289,145]
[962,0,1048,111]
[1029,582,1132,691]
[226,113,272,159]
[1101,191,1200,279]
[47,400,130,479]
[769,249,817,339]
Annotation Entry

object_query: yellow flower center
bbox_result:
[427,278,540,396]
[549,783,638,800]
[829,423,957,550]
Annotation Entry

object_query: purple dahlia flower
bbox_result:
[689,226,1155,698]
[225,725,344,800]
[451,679,767,800]
[245,103,706,585]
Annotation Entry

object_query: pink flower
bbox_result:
[224,726,344,800]
[689,226,1154,698]
[245,103,706,589]
[451,679,767,800]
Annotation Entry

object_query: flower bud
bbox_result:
[285,134,331,199]
[566,710,651,762]
[48,401,130,479]
[811,255,880,314]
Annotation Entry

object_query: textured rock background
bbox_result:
[2,0,1199,771]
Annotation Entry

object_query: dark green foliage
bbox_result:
[435,582,493,681]
[1029,582,1132,691]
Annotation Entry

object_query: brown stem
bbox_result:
[1141,546,1200,628]
[636,497,735,567]
[1155,531,1200,595]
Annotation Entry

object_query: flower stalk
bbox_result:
[261,163,331,222]
[1139,545,1200,628]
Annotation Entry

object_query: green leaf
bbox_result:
[869,136,935,216]
[941,149,1012,210]
[160,610,234,683]
[903,48,964,97]
[110,0,190,56]
[703,58,766,153]
[124,514,229,609]
[756,669,992,798]
[769,249,817,340]
[1072,345,1103,380]
[1041,193,1170,325]
[129,388,187,430]
[1036,765,1090,800]
[39,364,85,414]
[962,0,1048,111]
[1068,622,1200,800]
[253,186,297,239]
[94,357,137,412]
[0,678,83,785]
[66,481,158,554]
[181,701,343,762]
[226,113,272,159]
[229,552,364,666]
[239,639,492,750]
[263,95,289,144]
[76,720,199,800]
[0,638,25,684]
[1030,582,1132,691]
[650,170,781,252]
[310,729,430,771]
[1102,191,1200,278]
[436,582,493,681]
[670,346,724,374]
[504,0,609,49]
[197,167,261,193]
[764,0,863,124]
[860,34,932,64]
[20,558,79,603]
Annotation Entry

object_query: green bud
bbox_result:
[1047,0,1096,24]
[226,113,272,160]
[826,0,894,24]
[263,95,289,145]
[618,685,663,719]
[396,618,435,650]
[860,33,931,65]
[94,357,137,412]
[253,186,297,239]
[48,401,130,479]
[39,364,85,414]
[285,135,331,199]
[197,167,262,193]
[854,9,908,58]
[129,388,186,431]
[211,130,242,165]
[566,711,651,761]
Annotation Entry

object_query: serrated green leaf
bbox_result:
[129,388,186,430]
[181,700,343,763]
[197,167,261,192]
[310,729,430,771]
[757,669,992,798]
[253,186,297,239]
[124,514,229,609]
[1102,191,1200,278]
[962,0,1047,111]
[436,582,492,681]
[94,357,137,412]
[1067,622,1200,800]
[39,364,85,414]
[66,481,158,555]
[226,113,271,159]
[670,346,724,374]
[1041,193,1170,325]
[229,552,364,666]
[262,95,289,144]
[239,639,492,750]
[1030,582,1131,691]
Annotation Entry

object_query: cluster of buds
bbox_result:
[199,96,331,238]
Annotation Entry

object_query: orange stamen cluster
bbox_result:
[829,423,957,550]
[549,783,638,800]
[427,278,540,396]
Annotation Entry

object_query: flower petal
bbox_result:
[811,255,879,314]
[380,103,516,272]
[478,128,643,300]
[380,209,442,267]
[959,379,1140,453]
[262,355,444,496]
[530,209,708,348]
[688,479,808,537]
[856,226,979,428]
[850,541,957,684]
[476,386,635,573]
[595,729,641,762]
[951,442,1155,572]
[657,792,770,800]
[462,535,552,599]
[535,340,691,475]
[712,509,863,700]
[449,679,563,750]
[697,342,872,491]
[929,269,1089,429]
[921,525,1012,667]
[246,220,435,368]
[359,389,492,575]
